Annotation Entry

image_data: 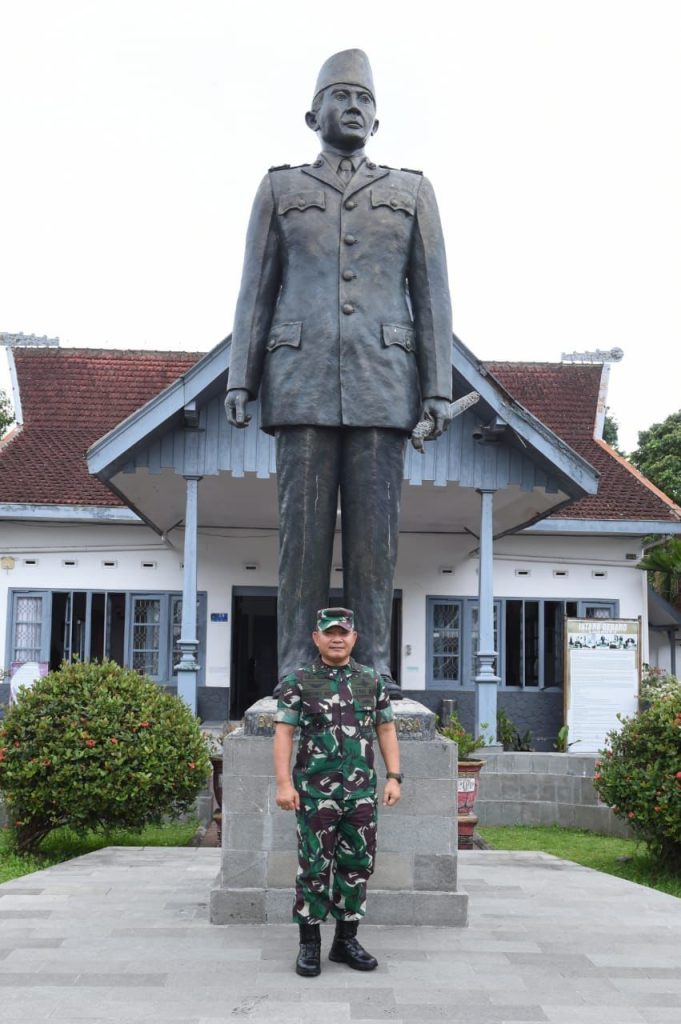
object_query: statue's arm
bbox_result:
[407,176,454,435]
[226,174,281,426]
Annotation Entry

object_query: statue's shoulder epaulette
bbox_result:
[268,163,309,172]
[378,164,423,176]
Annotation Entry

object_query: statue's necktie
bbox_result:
[338,158,354,184]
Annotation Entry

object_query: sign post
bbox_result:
[564,618,641,753]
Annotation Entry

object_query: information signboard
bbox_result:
[564,618,640,753]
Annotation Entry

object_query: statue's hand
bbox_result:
[225,389,252,428]
[421,397,452,439]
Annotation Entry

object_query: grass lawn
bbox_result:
[478,824,681,899]
[0,819,198,885]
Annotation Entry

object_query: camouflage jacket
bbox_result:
[275,657,394,800]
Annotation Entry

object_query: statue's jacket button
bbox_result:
[342,270,355,281]
[342,303,355,315]
[343,234,357,245]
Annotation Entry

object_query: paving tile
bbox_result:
[0,847,679,1023]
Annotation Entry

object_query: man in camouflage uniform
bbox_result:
[273,608,402,977]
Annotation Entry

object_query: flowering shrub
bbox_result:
[0,660,212,852]
[593,675,681,868]
[438,711,487,760]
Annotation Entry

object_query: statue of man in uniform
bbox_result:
[226,49,453,690]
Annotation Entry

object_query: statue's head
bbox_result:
[305,49,379,151]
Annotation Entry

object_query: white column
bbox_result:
[475,488,501,747]
[176,475,201,715]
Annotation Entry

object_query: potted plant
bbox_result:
[438,711,487,849]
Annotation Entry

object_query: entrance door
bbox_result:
[230,588,402,718]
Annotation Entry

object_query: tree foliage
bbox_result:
[631,410,681,506]
[638,539,681,607]
[602,408,621,451]
[0,660,212,853]
[593,673,681,870]
[0,388,14,435]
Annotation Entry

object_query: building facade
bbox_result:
[2,338,679,749]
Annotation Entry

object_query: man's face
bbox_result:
[310,84,377,152]
[313,625,358,665]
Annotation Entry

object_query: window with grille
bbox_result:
[429,599,462,685]
[427,596,619,689]
[12,595,43,663]
[8,590,206,683]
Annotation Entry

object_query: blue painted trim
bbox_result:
[648,586,681,627]
[86,333,598,508]
[0,503,141,523]
[525,518,681,535]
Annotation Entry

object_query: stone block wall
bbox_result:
[211,728,469,926]
[477,752,631,838]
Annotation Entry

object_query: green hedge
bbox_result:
[0,660,212,852]
[593,674,681,869]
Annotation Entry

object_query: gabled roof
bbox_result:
[0,348,201,506]
[2,343,679,531]
[486,362,681,524]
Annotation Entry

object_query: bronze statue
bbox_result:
[226,49,454,691]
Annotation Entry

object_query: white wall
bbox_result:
[1,519,647,691]
[395,531,646,689]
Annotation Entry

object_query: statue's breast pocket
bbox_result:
[278,189,326,216]
[371,187,416,227]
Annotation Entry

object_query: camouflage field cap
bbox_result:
[316,607,355,632]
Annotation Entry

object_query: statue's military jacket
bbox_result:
[274,657,394,801]
[229,156,453,433]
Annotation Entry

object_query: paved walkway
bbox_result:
[0,847,680,1023]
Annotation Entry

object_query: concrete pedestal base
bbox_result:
[210,698,469,927]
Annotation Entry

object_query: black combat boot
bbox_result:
[295,922,321,977]
[328,920,378,971]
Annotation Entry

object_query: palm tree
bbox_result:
[638,539,681,608]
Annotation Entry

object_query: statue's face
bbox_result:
[309,83,378,151]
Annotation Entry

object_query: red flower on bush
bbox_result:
[110,737,119,745]
[85,739,96,748]
[627,811,636,819]
[593,773,601,781]
[139,721,150,729]
[188,762,196,770]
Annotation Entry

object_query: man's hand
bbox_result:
[276,782,300,811]
[421,397,453,439]
[382,779,401,807]
[225,388,252,428]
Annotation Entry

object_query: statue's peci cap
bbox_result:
[313,49,375,104]
[316,607,355,633]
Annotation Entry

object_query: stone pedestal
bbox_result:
[210,697,469,927]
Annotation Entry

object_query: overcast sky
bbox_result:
[2,0,680,453]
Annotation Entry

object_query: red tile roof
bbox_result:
[1,347,678,524]
[485,361,681,523]
[0,348,202,506]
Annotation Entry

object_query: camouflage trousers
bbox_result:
[293,793,377,924]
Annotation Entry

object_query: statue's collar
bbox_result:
[320,146,367,170]
[302,152,389,196]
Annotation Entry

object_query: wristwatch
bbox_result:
[386,772,403,783]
